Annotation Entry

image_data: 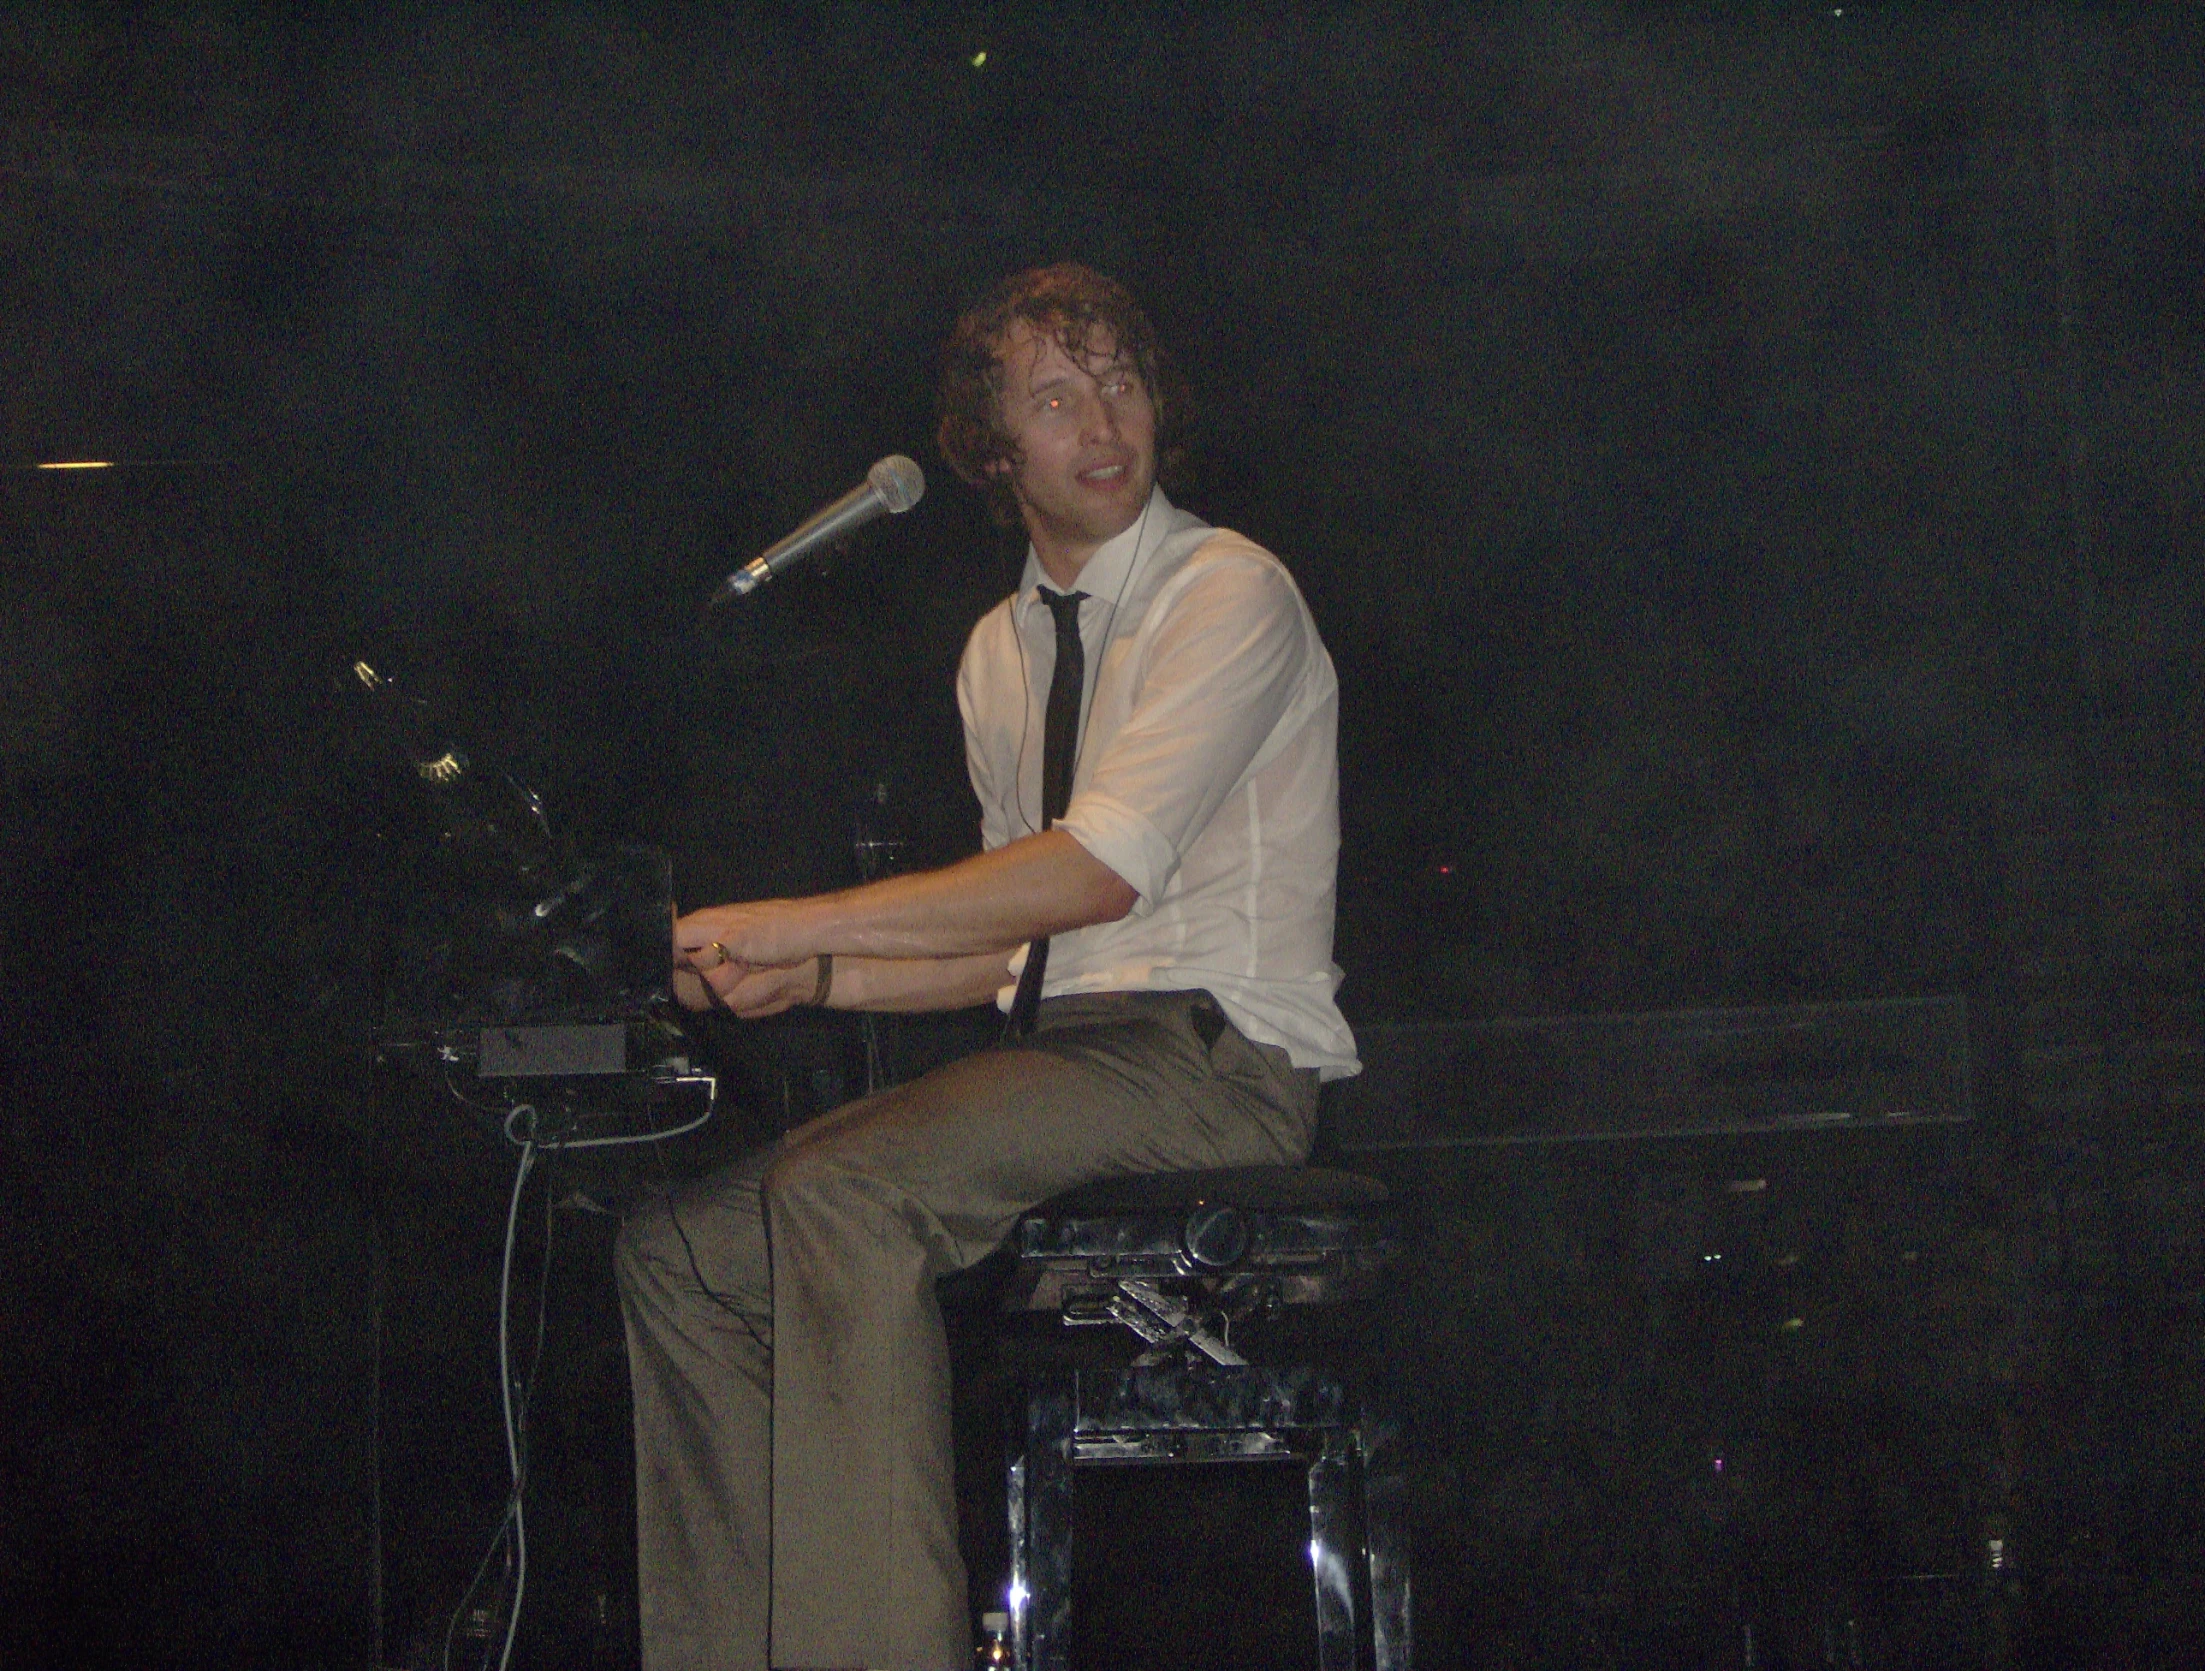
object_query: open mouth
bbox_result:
[1078,461,1130,485]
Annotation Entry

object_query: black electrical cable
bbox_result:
[653,1140,770,1352]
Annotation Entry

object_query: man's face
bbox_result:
[991,320,1158,575]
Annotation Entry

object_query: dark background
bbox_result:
[1,4,2200,1667]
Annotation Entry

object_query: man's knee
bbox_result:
[759,1138,850,1216]
[618,1179,777,1325]
[765,1086,917,1201]
[760,1120,921,1245]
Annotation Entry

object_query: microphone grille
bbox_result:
[869,454,926,514]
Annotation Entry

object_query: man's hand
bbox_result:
[675,942,819,1019]
[675,898,815,973]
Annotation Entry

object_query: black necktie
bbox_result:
[1008,586,1087,1035]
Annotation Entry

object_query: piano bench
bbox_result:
[997,1165,1412,1671]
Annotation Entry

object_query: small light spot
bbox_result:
[37,460,112,470]
[1712,1455,1725,1473]
[417,749,467,785]
[1726,1178,1768,1194]
[1781,1316,1805,1332]
[970,49,988,68]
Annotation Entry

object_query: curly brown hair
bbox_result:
[936,263,1191,526]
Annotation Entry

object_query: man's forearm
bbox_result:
[681,828,1137,970]
[826,950,1016,1013]
[810,830,1135,959]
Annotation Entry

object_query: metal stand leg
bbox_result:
[1361,1396,1414,1671]
[1015,1377,1077,1671]
[1308,1425,1364,1671]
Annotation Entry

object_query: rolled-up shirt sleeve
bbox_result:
[1055,553,1310,912]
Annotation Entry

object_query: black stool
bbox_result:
[999,1165,1411,1670]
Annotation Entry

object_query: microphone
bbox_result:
[708,454,926,608]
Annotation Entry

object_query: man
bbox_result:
[617,263,1357,1671]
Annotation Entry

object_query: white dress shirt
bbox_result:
[956,488,1360,1079]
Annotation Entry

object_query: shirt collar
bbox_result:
[1015,486,1173,623]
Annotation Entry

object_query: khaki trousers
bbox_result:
[615,991,1319,1671]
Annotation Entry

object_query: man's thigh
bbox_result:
[764,991,1317,1270]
